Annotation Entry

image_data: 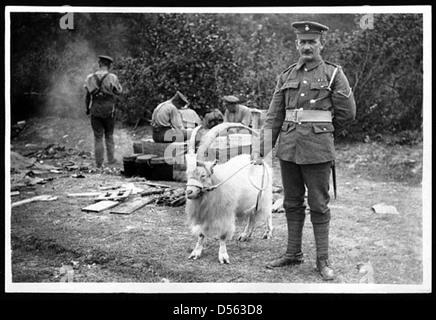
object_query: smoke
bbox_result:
[42,37,137,162]
[113,128,136,162]
[43,39,98,119]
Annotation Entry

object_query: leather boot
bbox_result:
[315,257,336,280]
[265,252,304,269]
[265,218,305,269]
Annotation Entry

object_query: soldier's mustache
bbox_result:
[302,50,313,54]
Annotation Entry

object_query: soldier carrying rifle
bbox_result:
[84,55,123,168]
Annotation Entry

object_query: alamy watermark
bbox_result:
[359,13,374,30]
[59,7,74,30]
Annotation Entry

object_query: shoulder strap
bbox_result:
[91,72,110,95]
[327,67,339,91]
[282,62,298,74]
[325,60,341,68]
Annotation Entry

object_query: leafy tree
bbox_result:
[113,13,240,124]
[9,12,423,144]
[325,14,423,142]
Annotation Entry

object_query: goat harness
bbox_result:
[186,161,270,211]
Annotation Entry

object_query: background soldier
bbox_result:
[222,95,252,127]
[252,21,356,280]
[85,55,123,168]
[151,91,189,142]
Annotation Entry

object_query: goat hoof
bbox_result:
[219,255,230,264]
[262,232,273,240]
[189,252,201,260]
[237,234,249,242]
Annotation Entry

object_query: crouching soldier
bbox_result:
[151,91,190,142]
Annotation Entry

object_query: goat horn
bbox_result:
[196,123,259,161]
[188,125,203,154]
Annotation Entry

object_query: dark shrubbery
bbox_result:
[10,12,423,144]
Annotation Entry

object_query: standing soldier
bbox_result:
[252,21,356,280]
[85,55,122,168]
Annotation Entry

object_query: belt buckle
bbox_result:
[294,108,303,124]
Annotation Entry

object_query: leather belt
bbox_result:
[285,109,332,123]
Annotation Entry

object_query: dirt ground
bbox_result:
[6,116,426,292]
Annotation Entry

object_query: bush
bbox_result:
[325,14,423,141]
[113,13,240,125]
[9,13,423,145]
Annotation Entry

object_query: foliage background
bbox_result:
[9,12,423,143]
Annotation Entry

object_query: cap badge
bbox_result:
[305,25,310,31]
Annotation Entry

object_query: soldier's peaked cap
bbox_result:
[223,95,240,103]
[171,91,189,105]
[98,55,114,63]
[292,21,329,40]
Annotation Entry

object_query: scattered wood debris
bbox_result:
[67,192,103,198]
[95,188,132,202]
[155,187,186,207]
[110,196,155,215]
[11,194,58,208]
[82,200,119,213]
[372,203,400,215]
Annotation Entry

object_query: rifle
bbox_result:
[86,93,93,115]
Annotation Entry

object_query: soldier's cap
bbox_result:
[223,95,240,104]
[171,91,189,105]
[99,55,114,64]
[292,21,329,40]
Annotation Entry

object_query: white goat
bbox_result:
[185,123,273,264]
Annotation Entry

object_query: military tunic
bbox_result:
[85,70,122,118]
[259,57,356,164]
[223,104,252,127]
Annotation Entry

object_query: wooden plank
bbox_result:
[81,200,119,213]
[144,182,171,189]
[68,192,102,198]
[95,188,132,201]
[109,196,155,215]
[11,195,58,207]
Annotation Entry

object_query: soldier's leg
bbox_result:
[302,162,335,280]
[91,116,104,168]
[104,117,116,164]
[266,160,305,268]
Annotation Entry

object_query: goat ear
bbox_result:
[205,159,218,174]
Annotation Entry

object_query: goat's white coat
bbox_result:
[185,154,273,263]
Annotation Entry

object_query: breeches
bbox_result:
[280,160,332,224]
[91,116,115,165]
